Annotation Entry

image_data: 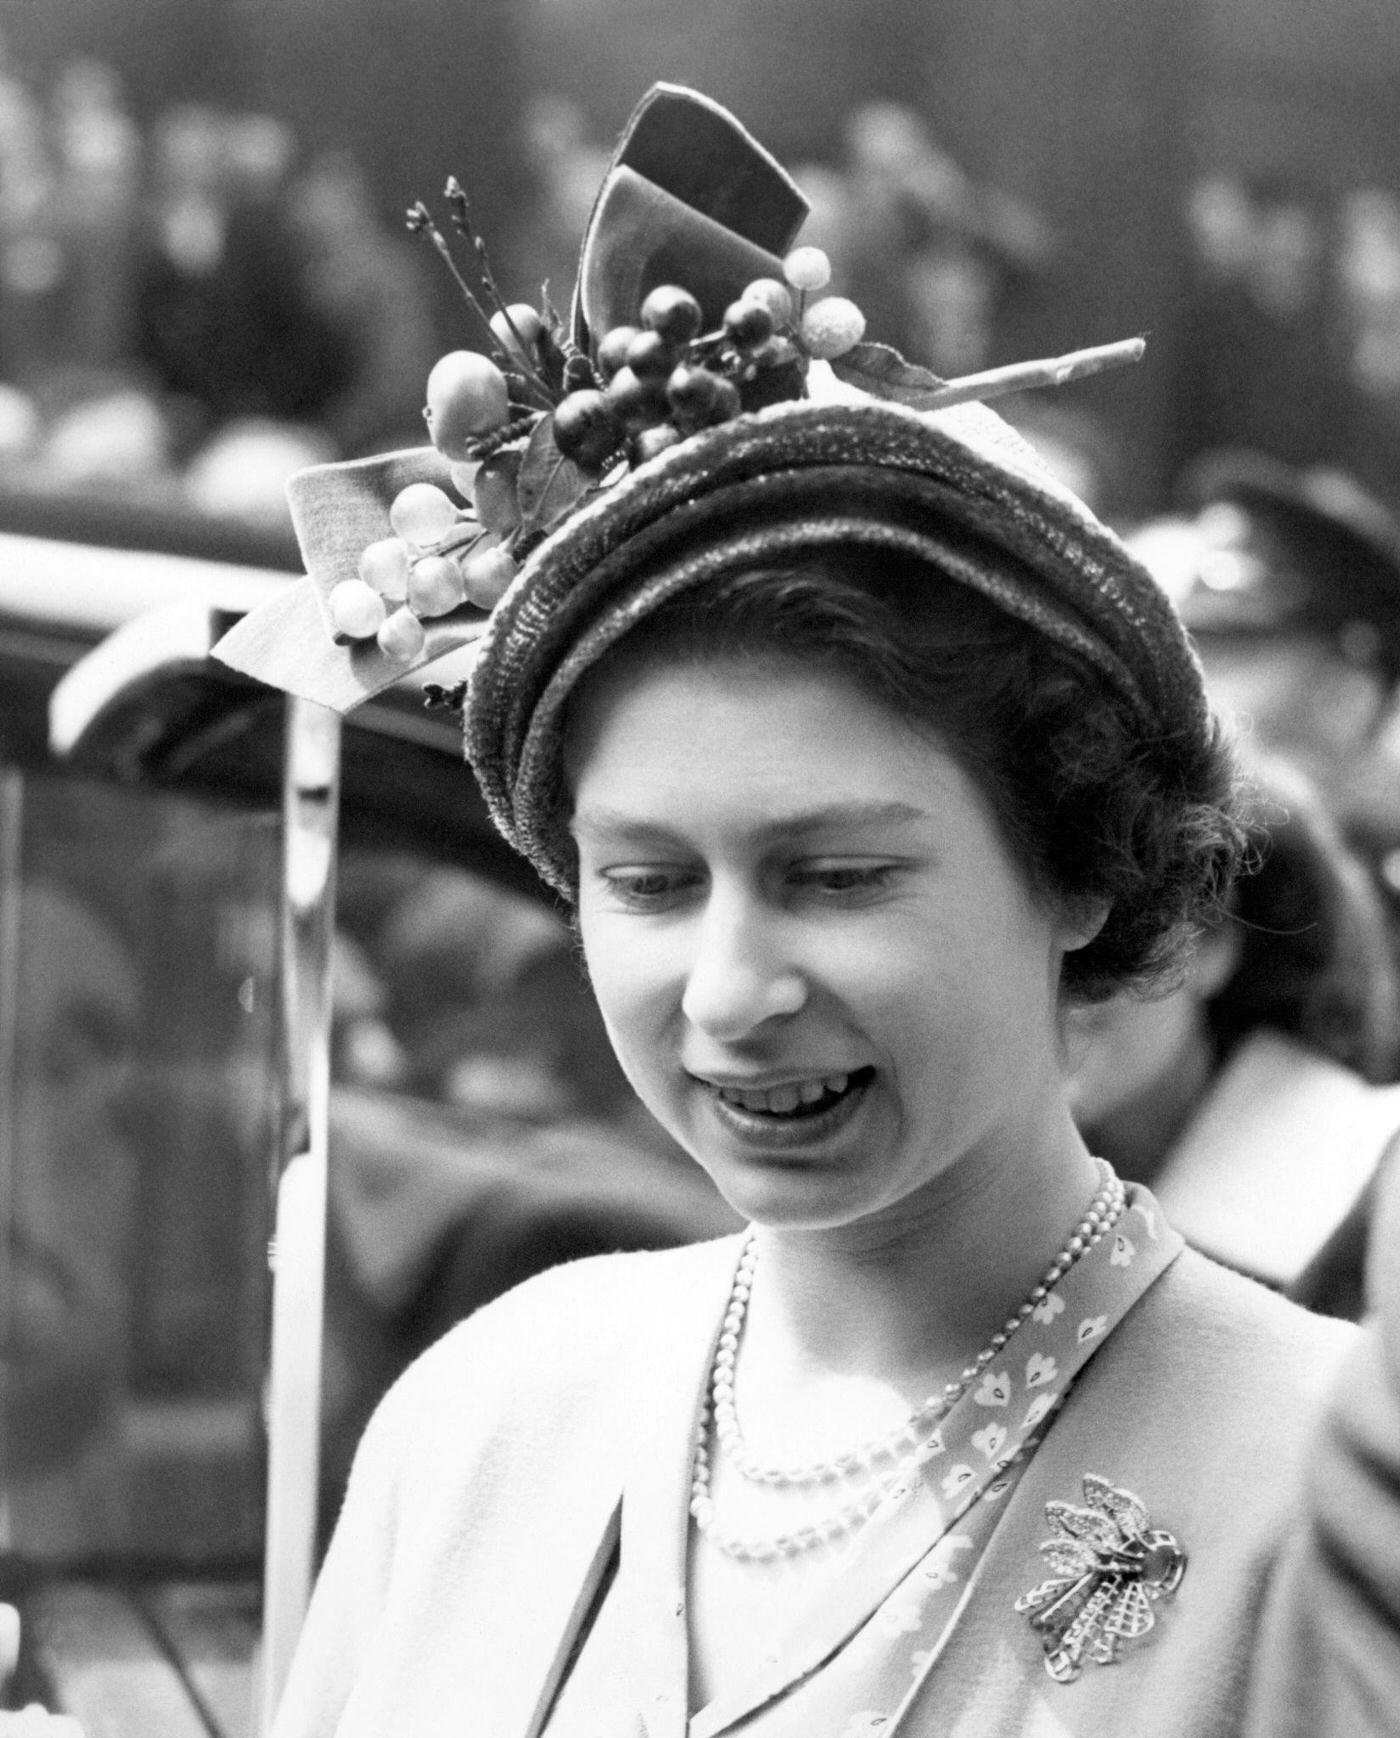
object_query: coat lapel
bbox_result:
[624,1244,742,1738]
[516,1501,625,1738]
[517,1236,740,1738]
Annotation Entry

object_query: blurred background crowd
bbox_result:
[0,0,1397,524]
[6,0,1400,1628]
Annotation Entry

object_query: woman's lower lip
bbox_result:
[704,1076,869,1150]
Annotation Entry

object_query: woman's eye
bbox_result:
[598,868,696,909]
[789,863,899,899]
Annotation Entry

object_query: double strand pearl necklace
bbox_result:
[689,1163,1126,1562]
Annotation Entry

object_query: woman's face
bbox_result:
[566,652,1092,1234]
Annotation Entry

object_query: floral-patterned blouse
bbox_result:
[542,1180,1183,1738]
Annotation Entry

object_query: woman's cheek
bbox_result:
[579,923,666,1076]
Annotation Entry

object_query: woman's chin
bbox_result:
[697,1152,887,1233]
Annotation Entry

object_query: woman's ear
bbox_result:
[1187,921,1243,999]
[1060,897,1112,954]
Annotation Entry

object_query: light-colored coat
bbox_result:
[273,1228,1390,1738]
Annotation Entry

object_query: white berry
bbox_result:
[461,544,518,608]
[800,295,867,359]
[358,536,411,601]
[408,553,465,617]
[425,351,511,458]
[782,246,832,292]
[488,303,544,360]
[328,579,387,640]
[389,482,458,547]
[376,606,426,661]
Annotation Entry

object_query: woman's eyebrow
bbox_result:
[568,807,678,844]
[754,800,929,840]
[570,799,929,844]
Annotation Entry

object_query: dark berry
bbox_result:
[740,356,807,411]
[596,325,640,381]
[742,277,795,324]
[640,285,703,344]
[625,328,679,381]
[748,335,795,370]
[551,389,622,471]
[605,365,668,432]
[723,298,775,348]
[665,363,724,428]
[708,375,742,423]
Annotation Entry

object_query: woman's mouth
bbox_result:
[698,1066,875,1143]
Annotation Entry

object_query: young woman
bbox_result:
[112,82,1400,1738]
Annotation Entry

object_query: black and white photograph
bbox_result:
[1,3,1398,1733]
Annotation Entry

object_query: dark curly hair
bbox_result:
[570,549,1250,1001]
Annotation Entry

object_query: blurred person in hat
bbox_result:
[6,80,1376,1738]
[1131,448,1400,912]
[1067,754,1400,1319]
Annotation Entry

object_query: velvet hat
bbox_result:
[213,83,1209,897]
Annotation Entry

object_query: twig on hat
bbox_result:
[926,338,1147,412]
[445,181,520,334]
[405,198,555,411]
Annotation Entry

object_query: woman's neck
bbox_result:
[736,1123,1103,1408]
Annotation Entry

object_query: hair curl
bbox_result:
[578,550,1250,1001]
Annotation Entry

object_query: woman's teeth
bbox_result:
[717,1073,852,1116]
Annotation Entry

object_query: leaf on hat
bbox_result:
[831,342,949,409]
[517,414,592,538]
[531,292,572,395]
[475,443,528,535]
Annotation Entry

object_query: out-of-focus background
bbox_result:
[0,0,1397,520]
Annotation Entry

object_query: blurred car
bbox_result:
[0,483,737,1733]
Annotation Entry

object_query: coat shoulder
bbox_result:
[1148,1244,1357,1391]
[1057,1244,1359,1556]
[371,1233,743,1441]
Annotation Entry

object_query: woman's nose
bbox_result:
[680,896,806,1040]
